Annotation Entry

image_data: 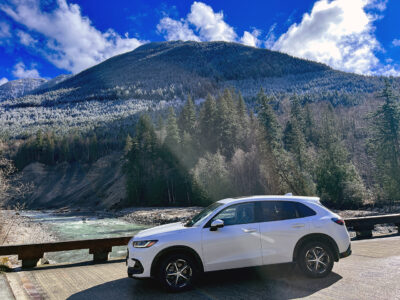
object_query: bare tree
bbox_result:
[0,141,31,208]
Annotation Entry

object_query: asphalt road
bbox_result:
[3,235,400,300]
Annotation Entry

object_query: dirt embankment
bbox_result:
[6,152,126,210]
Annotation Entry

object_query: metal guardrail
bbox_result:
[345,214,400,238]
[0,236,131,268]
[0,214,399,269]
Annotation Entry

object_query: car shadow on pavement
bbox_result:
[67,263,342,300]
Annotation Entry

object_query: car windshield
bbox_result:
[185,202,223,227]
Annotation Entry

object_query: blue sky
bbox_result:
[0,0,399,85]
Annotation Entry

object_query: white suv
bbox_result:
[127,195,351,291]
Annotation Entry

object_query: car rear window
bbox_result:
[295,202,317,218]
[258,201,316,222]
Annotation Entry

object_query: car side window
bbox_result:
[295,202,317,218]
[259,201,315,222]
[211,202,256,226]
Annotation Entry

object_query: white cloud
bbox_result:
[240,29,261,47]
[1,0,144,73]
[271,0,399,76]
[393,39,400,47]
[12,62,40,79]
[17,30,37,46]
[187,2,237,42]
[0,77,8,85]
[366,0,388,11]
[157,17,200,41]
[157,1,237,42]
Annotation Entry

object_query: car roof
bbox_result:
[216,195,320,205]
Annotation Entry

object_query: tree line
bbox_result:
[6,82,400,209]
[124,85,400,209]
[13,130,123,169]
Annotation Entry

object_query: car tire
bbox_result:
[157,253,198,292]
[297,241,334,278]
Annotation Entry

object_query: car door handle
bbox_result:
[243,228,257,233]
[292,224,305,228]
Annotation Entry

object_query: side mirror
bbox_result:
[210,219,224,231]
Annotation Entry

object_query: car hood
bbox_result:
[134,222,187,239]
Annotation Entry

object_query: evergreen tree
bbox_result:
[215,89,239,157]
[199,94,218,153]
[256,88,281,148]
[316,108,365,208]
[369,81,400,202]
[165,107,180,152]
[178,95,196,136]
[284,97,308,170]
[236,91,249,150]
[304,104,317,144]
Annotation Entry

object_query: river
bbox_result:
[20,210,149,264]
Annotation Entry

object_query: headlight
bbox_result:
[132,240,158,248]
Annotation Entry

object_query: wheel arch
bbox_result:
[293,233,340,262]
[150,245,204,277]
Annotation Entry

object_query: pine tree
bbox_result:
[284,97,308,170]
[256,88,281,148]
[236,91,249,150]
[198,94,218,153]
[304,104,317,144]
[165,107,180,152]
[215,90,239,157]
[257,89,315,196]
[369,80,400,202]
[178,95,196,136]
[316,108,365,208]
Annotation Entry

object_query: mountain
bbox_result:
[0,78,47,101]
[27,41,396,105]
[1,41,399,137]
[32,74,72,93]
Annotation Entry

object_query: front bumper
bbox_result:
[126,247,153,278]
[127,260,144,277]
[339,244,352,259]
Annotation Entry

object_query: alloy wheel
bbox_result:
[165,258,193,289]
[305,246,330,274]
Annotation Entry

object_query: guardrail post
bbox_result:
[354,226,373,239]
[19,253,44,268]
[89,247,112,263]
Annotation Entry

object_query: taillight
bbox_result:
[331,218,345,225]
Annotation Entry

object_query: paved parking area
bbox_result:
[4,235,400,300]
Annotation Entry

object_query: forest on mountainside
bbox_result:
[123,83,400,209]
[1,82,399,209]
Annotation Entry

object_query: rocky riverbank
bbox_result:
[117,207,203,225]
[0,210,57,267]
[0,210,57,246]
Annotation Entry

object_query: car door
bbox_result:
[258,201,311,265]
[201,202,262,272]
